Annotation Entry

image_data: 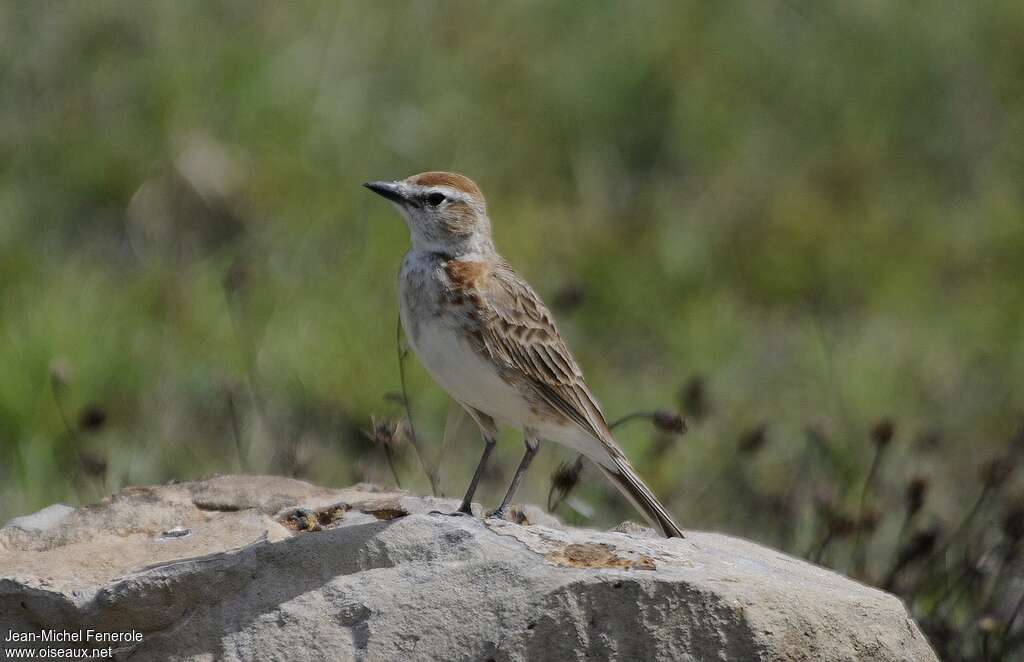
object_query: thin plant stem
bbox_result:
[383,445,402,489]
[1007,589,1024,636]
[778,430,820,552]
[940,484,992,557]
[930,559,974,619]
[227,390,247,472]
[52,389,81,449]
[396,317,439,496]
[909,484,992,599]
[810,530,835,563]
[983,542,1017,612]
[224,282,277,471]
[607,411,655,429]
[850,443,886,575]
[882,510,916,589]
[691,455,735,504]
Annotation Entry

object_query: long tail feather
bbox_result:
[597,459,684,538]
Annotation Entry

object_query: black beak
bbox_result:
[363,181,411,206]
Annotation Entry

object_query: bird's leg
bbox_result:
[429,407,498,518]
[457,431,497,515]
[490,434,540,520]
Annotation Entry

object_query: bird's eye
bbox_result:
[425,192,446,207]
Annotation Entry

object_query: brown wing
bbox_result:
[444,258,684,537]
[465,260,622,457]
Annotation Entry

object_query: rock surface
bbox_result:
[1,475,936,661]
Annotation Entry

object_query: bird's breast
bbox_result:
[398,263,533,425]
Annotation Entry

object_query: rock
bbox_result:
[3,503,75,535]
[0,475,936,661]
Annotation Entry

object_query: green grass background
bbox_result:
[2,1,1023,551]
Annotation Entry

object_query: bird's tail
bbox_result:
[597,458,684,538]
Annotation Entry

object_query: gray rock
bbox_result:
[3,503,75,533]
[0,475,936,661]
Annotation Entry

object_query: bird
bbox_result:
[364,171,684,538]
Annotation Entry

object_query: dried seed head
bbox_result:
[813,485,855,537]
[905,476,929,517]
[78,405,108,432]
[896,527,940,569]
[550,457,584,496]
[363,416,402,450]
[77,452,107,477]
[870,418,895,448]
[825,510,857,538]
[652,410,687,435]
[858,507,881,533]
[738,425,768,455]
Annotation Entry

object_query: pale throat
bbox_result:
[407,223,497,259]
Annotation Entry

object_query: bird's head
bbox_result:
[364,171,493,256]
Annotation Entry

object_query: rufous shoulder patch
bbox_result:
[445,260,491,290]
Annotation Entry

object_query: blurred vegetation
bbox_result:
[2,2,1024,658]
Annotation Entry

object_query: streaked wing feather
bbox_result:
[448,257,684,537]
[475,263,619,456]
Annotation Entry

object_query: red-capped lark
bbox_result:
[365,172,684,537]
